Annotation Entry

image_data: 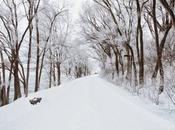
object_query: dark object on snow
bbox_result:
[29,97,42,105]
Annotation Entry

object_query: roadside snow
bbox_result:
[0,76,175,130]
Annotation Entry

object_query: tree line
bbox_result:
[0,0,90,106]
[80,0,175,105]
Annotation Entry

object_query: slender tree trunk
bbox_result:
[13,53,21,100]
[56,62,61,86]
[35,15,40,92]
[26,1,34,97]
[125,43,138,88]
[1,85,7,106]
[136,0,144,87]
[152,0,160,79]
[112,46,119,76]
[49,49,52,88]
[139,27,144,86]
[0,50,7,105]
[34,0,41,92]
[53,62,56,86]
[26,22,33,96]
[125,44,132,81]
[7,62,13,104]
[38,46,46,88]
[119,50,124,75]
[75,66,78,78]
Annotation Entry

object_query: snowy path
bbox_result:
[0,76,175,130]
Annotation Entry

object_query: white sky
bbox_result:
[54,0,85,22]
[69,0,83,20]
[50,0,84,21]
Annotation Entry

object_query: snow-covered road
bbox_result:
[0,76,175,130]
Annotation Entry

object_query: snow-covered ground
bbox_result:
[0,76,175,130]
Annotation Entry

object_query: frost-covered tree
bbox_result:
[80,0,175,105]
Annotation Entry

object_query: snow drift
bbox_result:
[0,76,175,130]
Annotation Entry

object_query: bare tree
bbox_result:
[0,0,34,100]
[159,0,175,26]
[34,4,66,91]
[23,0,40,96]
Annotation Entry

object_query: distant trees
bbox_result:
[47,14,70,87]
[80,0,139,86]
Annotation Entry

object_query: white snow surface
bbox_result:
[0,76,175,130]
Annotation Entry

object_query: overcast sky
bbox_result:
[65,0,84,21]
[50,0,84,21]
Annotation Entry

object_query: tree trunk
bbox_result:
[26,21,33,96]
[56,62,61,86]
[53,63,56,86]
[7,62,13,104]
[0,51,7,106]
[119,50,124,75]
[13,53,21,100]
[152,25,172,78]
[136,0,144,87]
[35,15,40,92]
[49,49,52,88]
[26,1,34,96]
[152,0,172,98]
[112,45,119,76]
[125,44,132,82]
[125,43,138,88]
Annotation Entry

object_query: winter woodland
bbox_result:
[0,0,175,108]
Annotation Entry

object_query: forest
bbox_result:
[0,0,175,107]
